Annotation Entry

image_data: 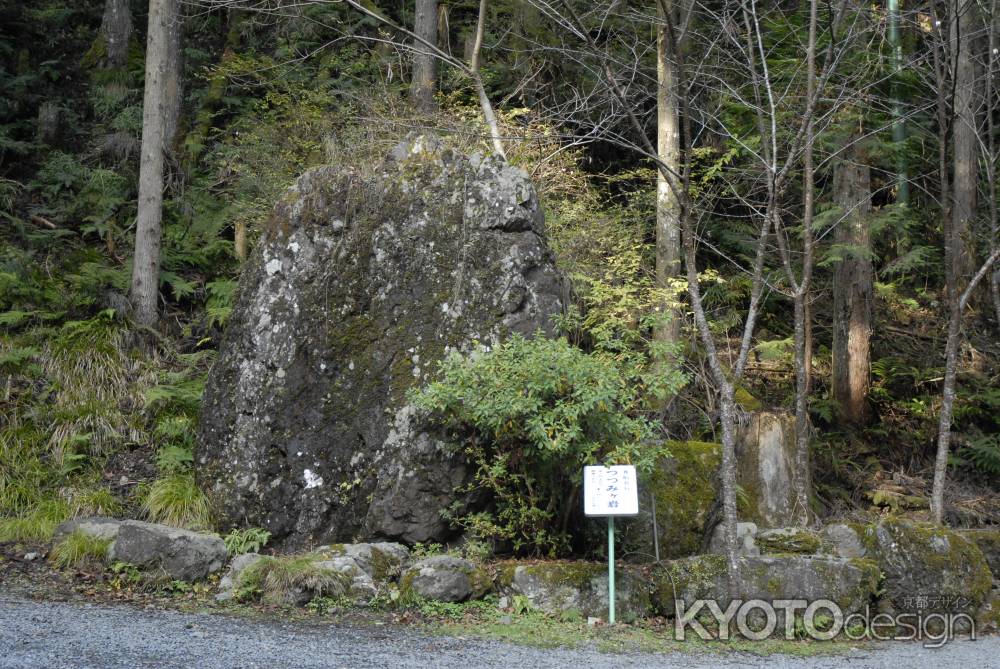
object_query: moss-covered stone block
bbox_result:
[650,554,879,620]
[618,441,720,561]
[861,519,993,615]
[757,527,821,555]
[495,560,652,622]
[977,588,1000,633]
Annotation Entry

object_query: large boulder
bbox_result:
[861,519,993,615]
[196,135,566,546]
[108,520,227,582]
[399,555,491,602]
[651,554,880,619]
[496,561,652,622]
[736,411,810,527]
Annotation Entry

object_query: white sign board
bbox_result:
[583,465,639,516]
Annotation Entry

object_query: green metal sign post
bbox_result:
[583,465,638,626]
[607,516,616,624]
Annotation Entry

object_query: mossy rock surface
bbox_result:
[618,440,720,561]
[400,555,491,603]
[977,588,1000,633]
[314,542,409,582]
[196,135,566,547]
[651,554,879,619]
[861,519,993,615]
[757,528,821,555]
[495,560,652,622]
[957,528,1000,585]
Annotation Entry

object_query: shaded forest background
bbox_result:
[0,0,998,554]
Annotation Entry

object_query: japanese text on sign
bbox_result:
[583,465,639,516]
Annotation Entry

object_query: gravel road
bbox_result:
[1,596,997,669]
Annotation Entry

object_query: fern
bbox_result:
[206,279,237,328]
[958,435,1000,476]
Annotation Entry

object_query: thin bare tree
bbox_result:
[931,249,1000,523]
[131,0,182,328]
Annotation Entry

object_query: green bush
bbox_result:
[412,334,670,556]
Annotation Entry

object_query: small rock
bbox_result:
[23,552,40,561]
[822,523,866,559]
[311,556,377,599]
[108,520,227,582]
[497,595,510,610]
[587,617,601,626]
[498,615,513,625]
[316,542,409,581]
[216,553,265,601]
[399,556,491,602]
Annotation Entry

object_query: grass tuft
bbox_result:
[0,498,72,543]
[49,529,111,570]
[236,555,350,606]
[143,473,212,530]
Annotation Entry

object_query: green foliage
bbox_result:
[224,527,271,556]
[49,530,111,570]
[511,594,533,615]
[956,435,1000,476]
[205,280,237,329]
[412,335,668,556]
[143,474,212,530]
[109,561,142,590]
[0,498,71,543]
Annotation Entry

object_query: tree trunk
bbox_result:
[789,0,820,527]
[931,250,1000,523]
[987,8,1000,327]
[411,0,438,113]
[162,5,183,150]
[930,0,952,287]
[100,0,132,70]
[948,0,979,298]
[469,0,506,159]
[654,1,682,349]
[130,0,177,328]
[888,0,909,205]
[831,142,873,425]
